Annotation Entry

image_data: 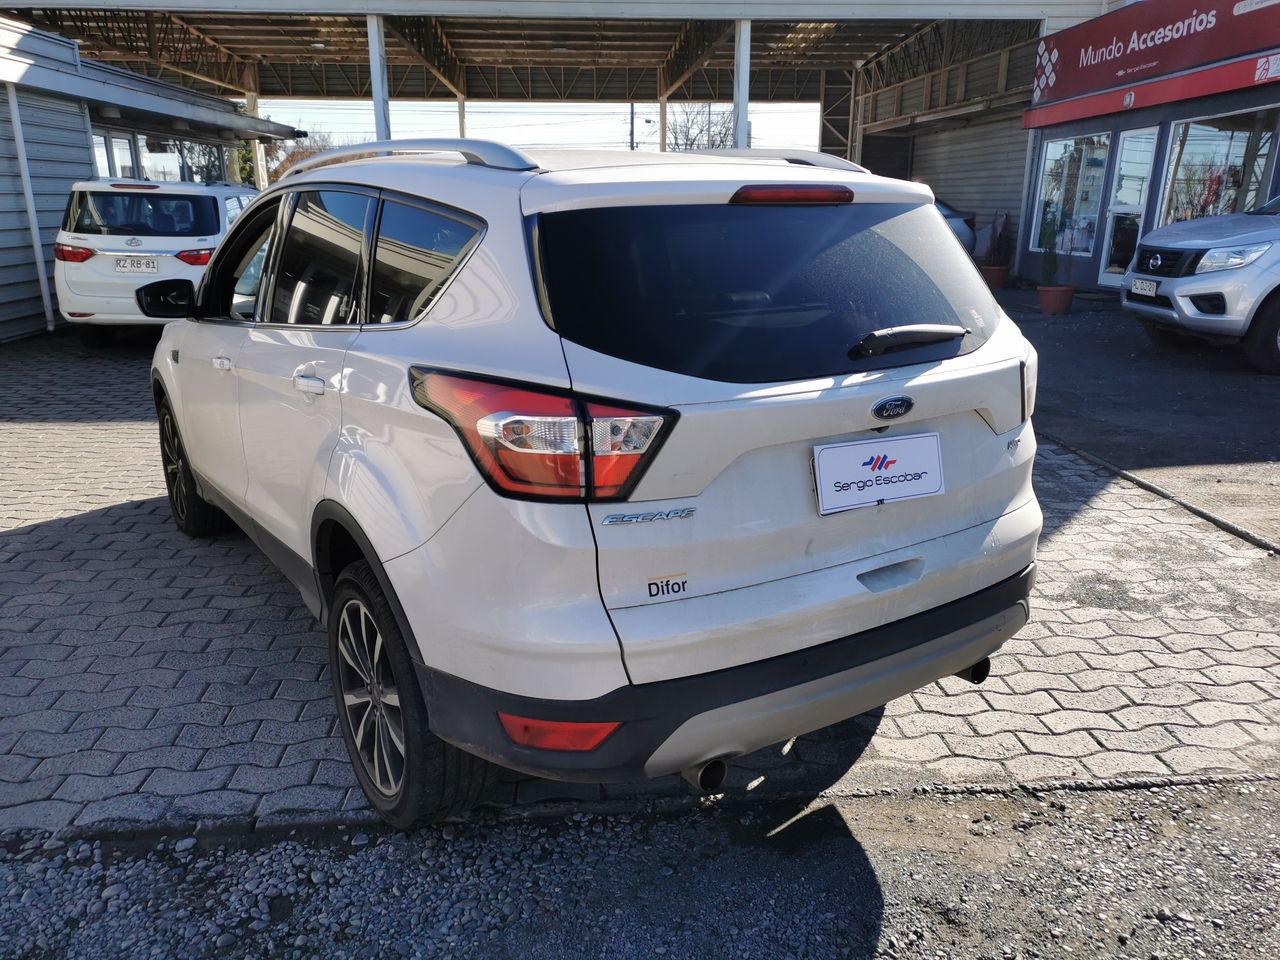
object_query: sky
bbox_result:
[255,99,821,152]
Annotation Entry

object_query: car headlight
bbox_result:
[1194,242,1272,274]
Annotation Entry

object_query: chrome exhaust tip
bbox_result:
[682,758,728,793]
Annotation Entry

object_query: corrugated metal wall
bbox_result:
[0,89,92,341]
[910,115,1029,246]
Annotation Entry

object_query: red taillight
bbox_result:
[110,182,160,189]
[54,243,95,263]
[175,248,213,266]
[584,401,663,498]
[730,184,854,205]
[498,713,620,752]
[409,369,673,502]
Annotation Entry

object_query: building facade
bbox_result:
[0,17,297,341]
[1019,0,1280,290]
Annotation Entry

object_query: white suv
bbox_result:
[55,179,257,346]
[140,139,1042,828]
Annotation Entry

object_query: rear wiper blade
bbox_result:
[851,323,969,358]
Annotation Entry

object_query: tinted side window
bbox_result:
[368,200,479,325]
[201,197,281,321]
[224,196,243,226]
[230,230,272,322]
[270,191,370,326]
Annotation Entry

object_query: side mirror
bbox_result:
[136,279,196,319]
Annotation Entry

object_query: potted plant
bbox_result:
[979,216,1012,291]
[1037,213,1075,315]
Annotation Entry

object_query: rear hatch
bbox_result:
[526,167,1035,680]
[58,186,220,295]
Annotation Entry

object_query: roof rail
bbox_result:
[283,138,539,178]
[694,148,868,173]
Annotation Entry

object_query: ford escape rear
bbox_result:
[142,140,1041,827]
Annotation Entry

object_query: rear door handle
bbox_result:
[293,374,326,396]
[211,355,232,371]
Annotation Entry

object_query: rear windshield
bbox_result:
[537,202,1000,383]
[63,190,220,238]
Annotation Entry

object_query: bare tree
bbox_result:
[665,103,735,151]
[267,130,342,182]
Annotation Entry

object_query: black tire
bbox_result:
[77,325,115,348]
[156,399,222,537]
[329,560,495,829]
[1243,299,1280,375]
[1140,320,1197,350]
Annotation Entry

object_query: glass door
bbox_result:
[1099,127,1158,286]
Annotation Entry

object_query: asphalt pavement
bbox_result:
[1003,290,1280,548]
[2,780,1276,959]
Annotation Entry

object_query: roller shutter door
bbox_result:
[910,115,1029,248]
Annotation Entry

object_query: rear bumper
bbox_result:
[55,272,180,326]
[416,562,1034,782]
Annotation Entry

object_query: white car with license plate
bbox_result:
[54,179,256,345]
[138,139,1042,828]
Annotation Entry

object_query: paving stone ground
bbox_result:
[1,330,1278,833]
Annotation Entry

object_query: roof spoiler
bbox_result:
[693,148,868,173]
[283,138,540,178]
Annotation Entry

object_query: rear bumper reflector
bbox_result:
[497,714,621,752]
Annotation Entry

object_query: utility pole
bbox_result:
[629,102,636,150]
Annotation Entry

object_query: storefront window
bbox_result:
[1160,108,1279,224]
[138,138,183,181]
[179,141,225,182]
[110,135,137,179]
[137,137,226,183]
[1032,133,1111,256]
[91,135,110,178]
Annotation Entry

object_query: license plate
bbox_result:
[813,432,945,516]
[115,257,157,274]
[1130,278,1158,296]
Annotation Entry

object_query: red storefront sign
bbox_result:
[1025,47,1280,127]
[1026,0,1280,108]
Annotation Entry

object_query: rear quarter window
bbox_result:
[367,199,481,325]
[536,201,1001,383]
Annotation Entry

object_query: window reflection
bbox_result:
[270,191,370,326]
[369,201,479,325]
[1161,109,1279,224]
[1033,133,1111,256]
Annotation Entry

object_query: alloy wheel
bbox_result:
[160,412,188,522]
[336,599,406,797]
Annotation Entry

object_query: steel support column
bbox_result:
[732,19,750,148]
[6,83,56,333]
[850,69,864,164]
[659,98,667,152]
[457,95,466,137]
[367,14,391,140]
[245,92,269,189]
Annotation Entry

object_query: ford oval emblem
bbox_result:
[872,396,914,421]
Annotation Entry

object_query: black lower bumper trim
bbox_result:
[415,563,1035,782]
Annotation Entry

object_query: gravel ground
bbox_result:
[1,780,1276,960]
